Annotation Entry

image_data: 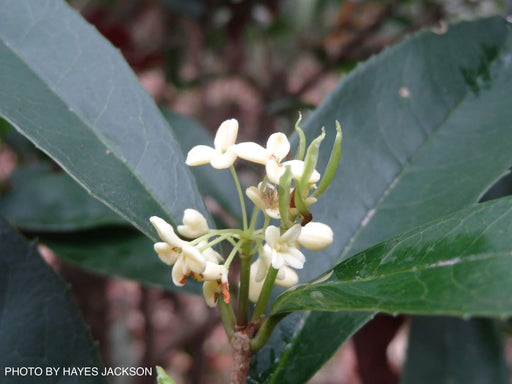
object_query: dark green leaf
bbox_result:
[0,166,126,232]
[0,218,106,384]
[162,109,242,223]
[401,317,509,384]
[252,17,512,382]
[0,0,207,240]
[42,229,200,294]
[271,197,512,317]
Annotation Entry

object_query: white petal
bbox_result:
[304,196,318,206]
[275,266,299,288]
[298,222,334,251]
[201,263,228,281]
[210,149,237,169]
[185,145,216,166]
[264,208,281,219]
[150,216,183,247]
[254,257,268,282]
[246,186,267,211]
[182,244,206,274]
[284,160,321,183]
[248,262,264,303]
[172,258,188,286]
[203,280,220,307]
[281,224,301,244]
[234,142,269,164]
[154,242,180,265]
[271,249,284,270]
[202,246,224,263]
[265,160,285,184]
[266,133,290,161]
[214,119,238,151]
[283,247,306,269]
[264,226,281,248]
[178,209,209,238]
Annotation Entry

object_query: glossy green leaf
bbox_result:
[271,197,512,316]
[252,17,512,383]
[0,218,106,384]
[42,229,200,294]
[401,317,509,384]
[162,109,242,223]
[0,166,126,231]
[0,0,206,240]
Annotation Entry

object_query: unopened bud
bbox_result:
[178,209,209,238]
[297,222,333,251]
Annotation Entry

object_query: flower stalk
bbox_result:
[148,116,342,381]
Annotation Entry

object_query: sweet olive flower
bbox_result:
[202,266,230,307]
[297,222,334,251]
[177,209,209,238]
[186,119,238,169]
[234,132,290,165]
[246,183,280,219]
[248,258,298,303]
[234,132,320,185]
[150,216,206,286]
[264,224,305,270]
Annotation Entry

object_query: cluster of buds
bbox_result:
[149,116,342,321]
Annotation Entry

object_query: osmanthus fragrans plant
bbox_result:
[148,116,342,381]
[1,0,512,383]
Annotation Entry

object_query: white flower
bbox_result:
[264,224,305,270]
[200,264,230,307]
[248,258,298,303]
[297,222,334,251]
[234,132,290,165]
[177,209,209,238]
[266,159,320,185]
[150,216,206,287]
[185,119,239,169]
[246,183,280,219]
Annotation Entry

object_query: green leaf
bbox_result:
[402,317,509,384]
[156,366,177,384]
[252,17,512,383]
[0,0,207,240]
[162,109,242,223]
[0,218,106,384]
[271,196,512,316]
[0,166,127,232]
[42,229,201,294]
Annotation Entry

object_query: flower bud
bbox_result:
[297,222,333,251]
[177,209,209,238]
[150,216,183,247]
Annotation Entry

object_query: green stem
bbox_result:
[236,242,253,326]
[218,296,236,340]
[224,239,244,269]
[248,206,260,232]
[250,313,289,352]
[262,215,270,234]
[196,233,236,250]
[230,166,248,230]
[251,266,278,322]
[190,228,243,246]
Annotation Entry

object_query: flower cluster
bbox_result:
[149,117,341,318]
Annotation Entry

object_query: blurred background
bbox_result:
[1,0,512,383]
